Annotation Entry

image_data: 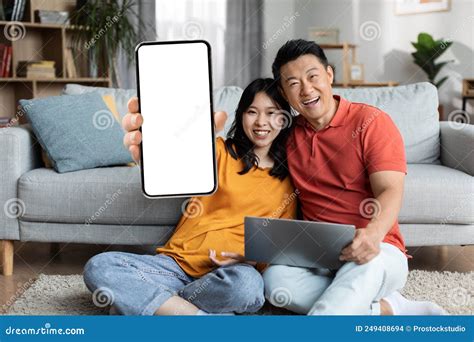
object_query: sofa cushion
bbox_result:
[399,164,474,224]
[62,84,137,118]
[18,166,186,225]
[20,93,133,173]
[18,164,473,228]
[19,221,175,246]
[63,84,244,138]
[333,82,440,164]
[38,94,130,169]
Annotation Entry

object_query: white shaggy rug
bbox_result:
[4,270,473,315]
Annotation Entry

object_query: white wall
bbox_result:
[263,0,474,113]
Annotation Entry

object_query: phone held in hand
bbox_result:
[135,40,217,198]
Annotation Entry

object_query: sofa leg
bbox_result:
[2,240,14,276]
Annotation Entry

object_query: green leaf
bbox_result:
[418,33,435,49]
[433,61,451,77]
[435,75,449,89]
[411,42,420,50]
[69,0,143,86]
[411,32,455,84]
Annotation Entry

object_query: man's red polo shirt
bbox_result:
[286,95,407,254]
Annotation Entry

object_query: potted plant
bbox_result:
[411,33,453,118]
[71,0,144,87]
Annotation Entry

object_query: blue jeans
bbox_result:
[263,243,408,315]
[83,252,265,315]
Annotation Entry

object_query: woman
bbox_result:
[83,78,296,315]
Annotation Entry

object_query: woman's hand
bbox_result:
[122,97,228,163]
[209,249,256,267]
[122,97,143,163]
[214,111,228,132]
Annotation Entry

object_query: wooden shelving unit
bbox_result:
[333,82,399,88]
[320,43,396,88]
[0,0,111,121]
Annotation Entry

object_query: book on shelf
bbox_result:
[0,0,5,21]
[18,60,55,68]
[17,60,56,79]
[18,0,25,20]
[19,70,56,78]
[0,44,12,78]
[0,44,7,76]
[23,71,55,78]
[65,47,78,78]
[0,116,14,127]
[4,0,26,21]
[4,45,12,77]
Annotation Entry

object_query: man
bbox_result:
[263,39,444,315]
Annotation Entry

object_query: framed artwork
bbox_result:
[349,64,364,83]
[395,0,450,15]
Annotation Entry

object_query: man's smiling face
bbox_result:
[279,54,335,127]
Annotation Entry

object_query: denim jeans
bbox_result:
[83,252,265,315]
[263,243,408,315]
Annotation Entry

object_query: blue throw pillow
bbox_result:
[20,93,133,173]
[62,83,245,137]
[62,83,137,118]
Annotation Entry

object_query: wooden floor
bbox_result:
[1,242,473,313]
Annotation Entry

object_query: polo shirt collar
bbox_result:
[296,95,348,129]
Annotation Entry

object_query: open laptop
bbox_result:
[244,216,356,270]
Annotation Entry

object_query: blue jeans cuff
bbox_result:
[141,289,176,316]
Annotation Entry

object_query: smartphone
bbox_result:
[135,40,217,198]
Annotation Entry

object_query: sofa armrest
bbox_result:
[440,122,474,176]
[0,125,42,240]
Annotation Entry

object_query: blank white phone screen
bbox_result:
[136,41,216,198]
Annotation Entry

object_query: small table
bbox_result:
[462,95,474,112]
[462,79,474,113]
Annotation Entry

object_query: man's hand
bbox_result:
[339,227,383,265]
[340,170,405,265]
[209,249,256,267]
[122,97,228,163]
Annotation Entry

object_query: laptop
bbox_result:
[244,216,356,270]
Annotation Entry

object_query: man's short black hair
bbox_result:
[272,39,330,85]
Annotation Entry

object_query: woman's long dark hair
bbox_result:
[225,78,293,180]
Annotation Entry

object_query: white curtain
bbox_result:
[155,0,227,88]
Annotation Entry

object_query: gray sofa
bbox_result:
[1,82,473,276]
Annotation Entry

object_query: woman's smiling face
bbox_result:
[242,92,284,150]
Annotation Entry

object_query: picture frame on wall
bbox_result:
[395,0,450,15]
[349,64,364,84]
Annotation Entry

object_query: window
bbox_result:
[156,0,227,88]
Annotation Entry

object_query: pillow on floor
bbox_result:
[20,93,133,173]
